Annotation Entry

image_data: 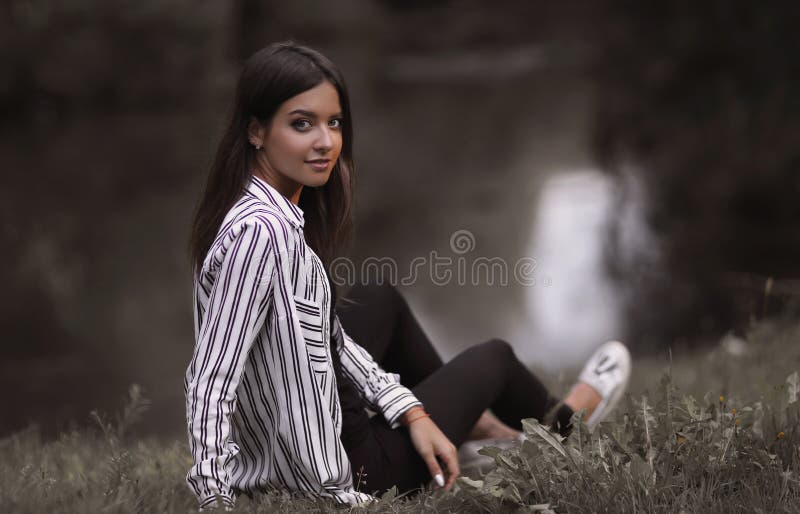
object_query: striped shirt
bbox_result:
[184,175,422,508]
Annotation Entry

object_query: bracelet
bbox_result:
[401,406,428,426]
[406,412,431,425]
[408,413,431,424]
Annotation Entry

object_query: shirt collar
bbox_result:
[246,175,306,229]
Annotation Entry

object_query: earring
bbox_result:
[250,139,262,150]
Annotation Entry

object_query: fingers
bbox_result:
[435,443,460,491]
[421,451,444,489]
[410,420,460,491]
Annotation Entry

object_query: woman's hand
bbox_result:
[402,408,460,491]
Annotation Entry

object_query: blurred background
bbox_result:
[2,0,799,438]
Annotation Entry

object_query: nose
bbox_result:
[313,126,334,153]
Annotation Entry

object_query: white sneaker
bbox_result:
[577,340,631,429]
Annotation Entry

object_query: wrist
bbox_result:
[400,406,427,427]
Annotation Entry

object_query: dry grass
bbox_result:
[2,319,798,513]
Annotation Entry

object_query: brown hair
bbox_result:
[189,41,354,273]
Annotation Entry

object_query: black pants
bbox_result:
[337,284,572,496]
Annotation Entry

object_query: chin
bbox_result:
[302,171,334,188]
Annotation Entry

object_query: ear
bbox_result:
[247,118,266,149]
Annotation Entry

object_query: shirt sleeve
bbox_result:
[184,220,276,509]
[332,315,423,428]
[186,217,375,508]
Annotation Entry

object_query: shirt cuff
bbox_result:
[198,492,235,511]
[374,383,423,429]
[334,490,378,505]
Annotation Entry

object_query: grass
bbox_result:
[2,319,799,513]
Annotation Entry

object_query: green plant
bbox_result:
[459,371,800,513]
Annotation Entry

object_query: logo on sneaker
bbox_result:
[594,354,618,375]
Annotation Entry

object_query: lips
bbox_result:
[305,159,331,170]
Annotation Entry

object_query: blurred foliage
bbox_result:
[0,0,224,119]
[0,0,231,437]
[3,0,799,437]
[589,1,800,345]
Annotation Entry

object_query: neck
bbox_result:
[253,163,303,205]
[286,185,303,205]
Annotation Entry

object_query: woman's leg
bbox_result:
[338,283,525,439]
[412,339,573,446]
[337,283,443,387]
[346,338,573,495]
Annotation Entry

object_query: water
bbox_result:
[513,169,654,369]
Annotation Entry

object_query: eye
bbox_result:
[292,119,312,131]
[328,118,343,129]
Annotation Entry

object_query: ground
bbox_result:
[2,318,798,513]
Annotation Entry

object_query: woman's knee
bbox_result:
[446,339,516,393]
[463,339,516,375]
[477,338,515,361]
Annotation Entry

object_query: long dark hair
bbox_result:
[189,42,354,273]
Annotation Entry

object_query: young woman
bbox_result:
[185,42,631,509]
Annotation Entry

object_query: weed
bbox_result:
[1,323,798,512]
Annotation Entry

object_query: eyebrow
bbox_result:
[287,109,343,118]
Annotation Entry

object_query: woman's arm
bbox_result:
[332,318,460,489]
[187,217,374,508]
[332,316,423,427]
[401,407,460,491]
[184,221,275,509]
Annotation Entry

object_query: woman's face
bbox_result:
[251,80,344,199]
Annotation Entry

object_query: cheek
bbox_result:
[270,131,307,159]
[333,134,344,157]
